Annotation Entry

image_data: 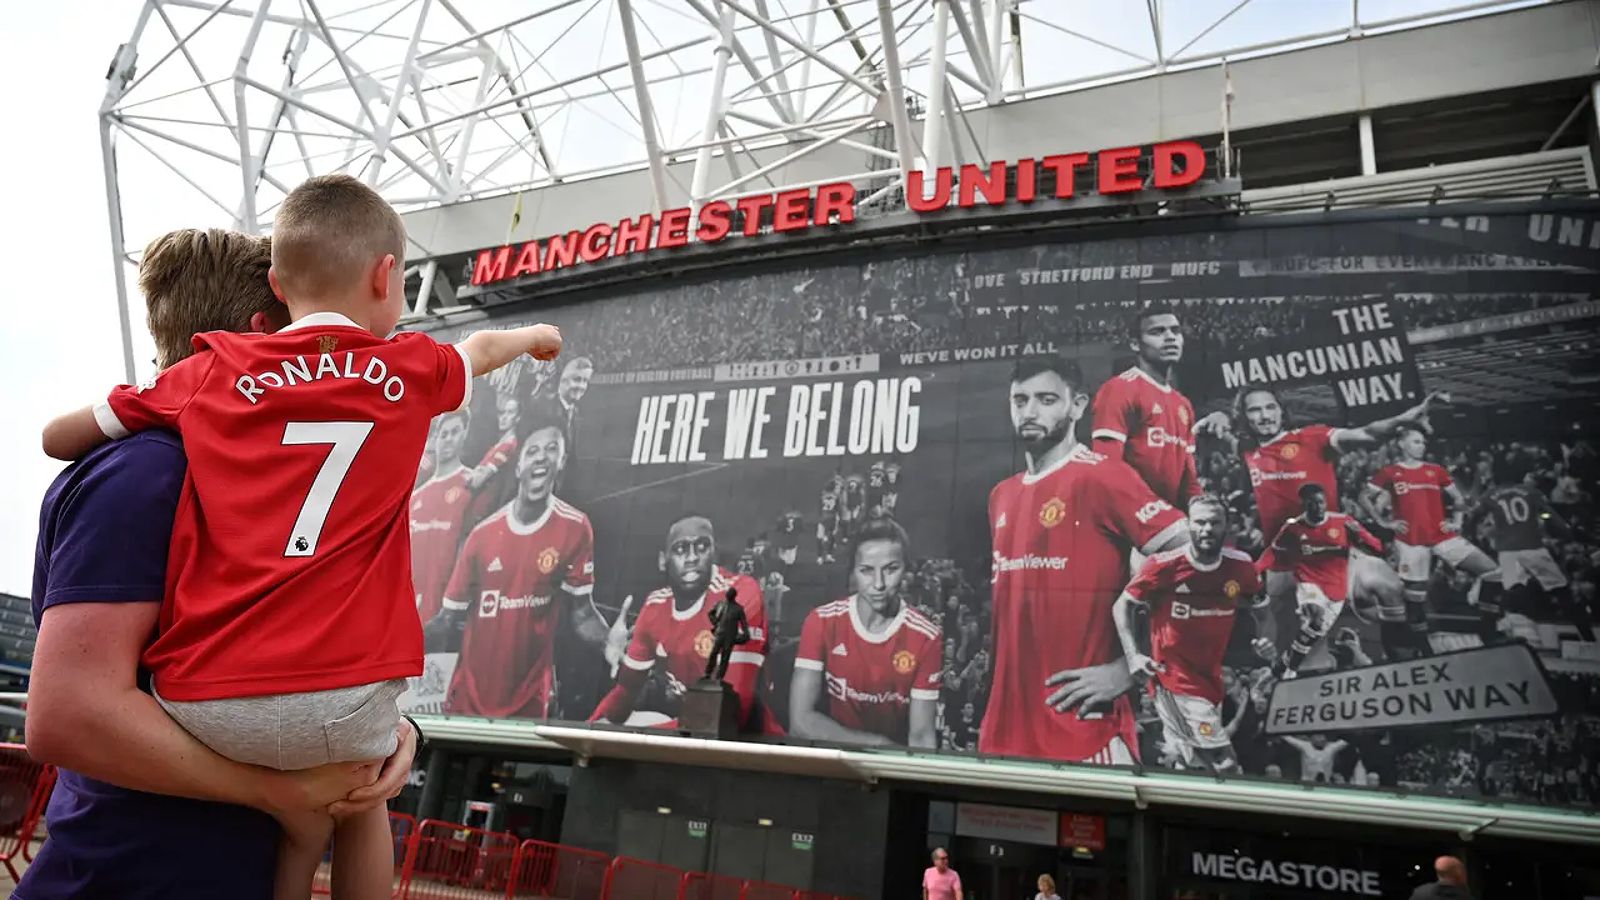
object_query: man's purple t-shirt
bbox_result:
[16,431,278,899]
[923,865,961,900]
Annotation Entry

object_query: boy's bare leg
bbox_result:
[330,803,395,900]
[275,809,336,900]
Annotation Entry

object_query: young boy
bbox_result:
[42,174,562,900]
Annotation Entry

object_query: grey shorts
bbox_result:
[154,678,407,771]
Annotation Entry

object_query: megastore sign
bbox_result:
[468,140,1210,286]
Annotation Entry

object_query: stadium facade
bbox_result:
[387,6,1600,899]
[93,1,1600,897]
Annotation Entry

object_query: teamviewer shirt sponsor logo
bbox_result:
[1170,602,1236,620]
[825,674,909,707]
[992,551,1068,573]
[478,590,552,617]
[1248,466,1309,487]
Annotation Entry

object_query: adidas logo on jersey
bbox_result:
[487,557,504,572]
[1152,402,1164,415]
[995,512,1007,529]
[1175,583,1192,594]
[832,643,849,657]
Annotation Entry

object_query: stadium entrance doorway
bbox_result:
[948,836,1126,900]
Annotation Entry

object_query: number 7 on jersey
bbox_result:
[282,421,374,557]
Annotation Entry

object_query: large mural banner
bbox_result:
[403,204,1600,810]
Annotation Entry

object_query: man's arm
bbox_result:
[590,665,649,725]
[1111,591,1159,679]
[907,698,937,750]
[26,602,392,815]
[458,324,563,377]
[1331,392,1447,450]
[1534,491,1573,538]
[1346,517,1385,555]
[1089,382,1134,456]
[1250,594,1279,661]
[590,607,652,724]
[1360,482,1402,532]
[570,595,609,647]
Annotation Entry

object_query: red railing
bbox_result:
[0,743,54,883]
[741,880,803,900]
[681,870,746,900]
[599,855,698,900]
[506,838,609,899]
[400,819,521,899]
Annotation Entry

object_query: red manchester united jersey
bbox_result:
[1371,462,1456,546]
[794,597,942,744]
[984,445,1188,763]
[1245,425,1341,543]
[1126,547,1261,704]
[442,498,594,719]
[618,567,767,711]
[1270,513,1377,602]
[410,467,473,622]
[1091,367,1200,505]
[94,312,471,700]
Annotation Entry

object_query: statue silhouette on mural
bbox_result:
[704,586,750,683]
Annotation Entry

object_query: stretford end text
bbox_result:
[469,141,1208,286]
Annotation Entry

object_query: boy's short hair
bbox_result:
[272,173,405,298]
[139,228,284,368]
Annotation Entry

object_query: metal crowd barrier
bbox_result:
[399,818,520,899]
[506,838,610,899]
[0,743,53,883]
[681,870,745,900]
[598,855,696,900]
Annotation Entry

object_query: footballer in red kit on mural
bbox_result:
[429,420,612,719]
[984,355,1189,764]
[1197,385,1442,661]
[1115,495,1263,773]
[1092,308,1201,508]
[791,518,942,748]
[590,514,768,729]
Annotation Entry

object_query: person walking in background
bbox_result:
[1034,873,1062,900]
[1409,855,1471,899]
[922,847,962,900]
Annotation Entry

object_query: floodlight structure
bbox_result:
[99,0,1543,381]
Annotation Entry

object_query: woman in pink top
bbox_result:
[922,848,963,900]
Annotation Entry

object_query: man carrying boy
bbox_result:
[42,175,563,900]
[22,228,416,899]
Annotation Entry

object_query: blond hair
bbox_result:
[1037,874,1056,893]
[139,228,284,368]
[271,173,404,298]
